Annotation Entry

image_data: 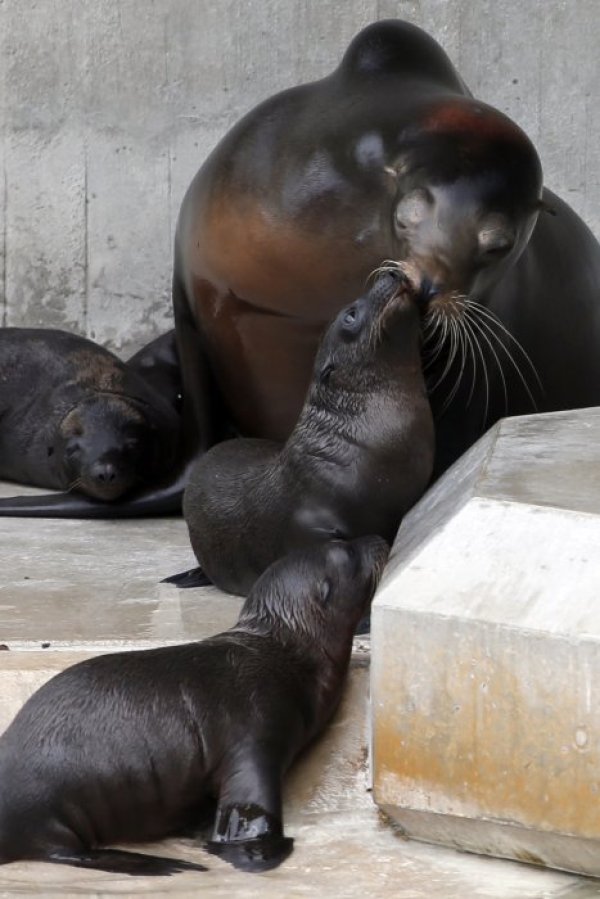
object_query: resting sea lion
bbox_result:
[3,19,600,516]
[167,272,433,595]
[0,329,181,515]
[0,536,388,875]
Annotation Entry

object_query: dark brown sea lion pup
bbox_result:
[4,19,600,517]
[0,536,388,875]
[0,329,181,515]
[167,272,433,596]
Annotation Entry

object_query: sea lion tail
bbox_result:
[46,848,207,876]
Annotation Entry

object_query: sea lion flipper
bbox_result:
[161,567,213,588]
[206,756,293,872]
[47,848,207,875]
[206,802,293,872]
[0,481,184,519]
[205,832,294,872]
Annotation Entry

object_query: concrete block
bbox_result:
[372,407,600,877]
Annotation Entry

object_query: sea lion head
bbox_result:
[311,270,423,398]
[382,96,544,317]
[237,536,389,651]
[58,395,177,501]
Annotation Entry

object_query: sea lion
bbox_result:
[0,329,182,515]
[127,329,182,414]
[170,19,600,482]
[167,271,433,596]
[0,536,388,875]
[3,19,600,516]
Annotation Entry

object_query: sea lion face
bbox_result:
[313,271,421,393]
[384,98,544,315]
[239,536,389,647]
[59,396,165,501]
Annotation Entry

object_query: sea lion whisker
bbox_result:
[460,315,478,408]
[423,314,447,370]
[367,259,404,285]
[464,300,543,390]
[466,307,539,411]
[464,310,509,415]
[428,315,457,393]
[441,318,468,411]
[461,313,490,426]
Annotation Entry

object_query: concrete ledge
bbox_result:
[372,408,600,877]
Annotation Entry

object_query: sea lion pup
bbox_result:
[167,271,433,596]
[0,328,181,512]
[0,536,388,876]
[127,329,182,415]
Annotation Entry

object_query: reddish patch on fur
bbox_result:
[423,101,521,143]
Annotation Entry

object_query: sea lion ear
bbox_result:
[534,197,557,216]
[319,578,332,605]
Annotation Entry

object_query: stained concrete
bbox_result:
[372,408,600,878]
[0,479,596,895]
[1,1,598,353]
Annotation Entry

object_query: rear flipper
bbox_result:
[0,482,184,519]
[162,567,213,588]
[47,848,206,876]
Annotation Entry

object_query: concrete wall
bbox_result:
[0,0,598,355]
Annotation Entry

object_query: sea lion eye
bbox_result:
[478,218,514,262]
[343,307,357,324]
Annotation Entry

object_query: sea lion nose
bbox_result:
[91,461,117,484]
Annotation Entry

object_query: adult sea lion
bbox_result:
[167,272,433,596]
[0,536,388,875]
[0,329,183,515]
[3,18,599,516]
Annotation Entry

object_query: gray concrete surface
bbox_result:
[372,408,600,878]
[0,479,595,896]
[0,0,598,354]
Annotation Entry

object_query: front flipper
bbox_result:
[162,567,213,588]
[47,848,207,875]
[206,804,293,873]
[206,751,293,872]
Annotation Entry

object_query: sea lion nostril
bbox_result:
[92,463,117,484]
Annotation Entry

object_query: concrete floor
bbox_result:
[0,482,598,897]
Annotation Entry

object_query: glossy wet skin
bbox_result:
[179,272,432,596]
[176,23,554,455]
[0,537,388,875]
